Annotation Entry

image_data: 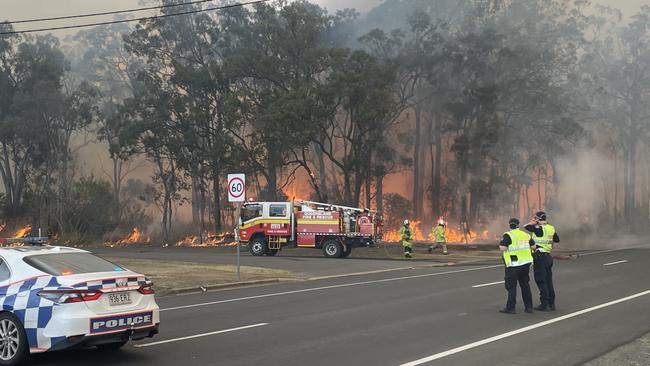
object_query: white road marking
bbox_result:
[399,289,650,366]
[134,323,269,348]
[603,260,628,266]
[161,265,502,312]
[579,247,643,256]
[472,281,504,288]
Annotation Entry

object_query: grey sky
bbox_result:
[2,0,647,37]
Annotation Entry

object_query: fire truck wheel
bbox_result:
[249,237,267,256]
[341,245,352,258]
[322,240,343,258]
[266,249,278,256]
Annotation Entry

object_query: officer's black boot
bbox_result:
[534,304,549,311]
[499,308,516,314]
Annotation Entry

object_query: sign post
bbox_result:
[228,174,246,282]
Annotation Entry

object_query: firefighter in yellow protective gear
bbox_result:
[430,219,449,254]
[399,220,413,258]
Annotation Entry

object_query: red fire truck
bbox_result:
[237,200,381,258]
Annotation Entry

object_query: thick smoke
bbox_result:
[549,150,649,250]
[552,150,613,233]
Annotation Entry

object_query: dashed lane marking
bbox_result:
[603,260,628,266]
[472,281,504,288]
[134,323,269,348]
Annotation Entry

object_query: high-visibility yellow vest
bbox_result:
[532,224,556,253]
[399,226,413,246]
[432,226,446,243]
[503,229,533,267]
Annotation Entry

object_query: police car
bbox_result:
[0,242,159,365]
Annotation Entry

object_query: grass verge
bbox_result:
[103,257,297,296]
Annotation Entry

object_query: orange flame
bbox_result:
[382,221,495,244]
[382,220,426,242]
[13,225,32,238]
[115,228,150,246]
[175,231,236,247]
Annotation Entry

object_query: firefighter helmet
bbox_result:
[437,219,445,226]
[403,219,410,226]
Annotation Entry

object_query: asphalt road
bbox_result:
[31,247,650,366]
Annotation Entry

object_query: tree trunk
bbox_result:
[343,172,353,206]
[623,135,636,231]
[376,173,384,214]
[537,167,543,211]
[353,168,363,208]
[525,184,531,217]
[365,153,372,208]
[267,154,278,201]
[365,175,372,209]
[191,177,201,226]
[212,169,222,232]
[314,142,328,201]
[432,110,442,218]
[413,104,422,219]
[514,183,519,218]
[614,154,619,228]
[642,163,650,230]
[112,158,123,220]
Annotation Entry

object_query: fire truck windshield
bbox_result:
[241,204,262,222]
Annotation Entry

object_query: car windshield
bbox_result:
[23,253,125,276]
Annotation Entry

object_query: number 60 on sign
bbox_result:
[228,174,246,202]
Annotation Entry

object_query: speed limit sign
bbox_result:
[227,174,246,202]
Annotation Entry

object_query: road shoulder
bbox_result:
[584,331,650,366]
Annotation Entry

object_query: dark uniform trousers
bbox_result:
[533,252,555,306]
[504,263,533,310]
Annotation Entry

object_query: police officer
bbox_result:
[525,211,560,311]
[399,220,413,258]
[499,218,535,314]
[430,219,448,254]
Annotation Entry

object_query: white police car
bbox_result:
[0,244,159,365]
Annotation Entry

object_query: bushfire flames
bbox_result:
[13,225,32,238]
[114,228,150,246]
[382,221,493,244]
[175,232,235,247]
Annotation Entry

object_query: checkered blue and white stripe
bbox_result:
[0,275,66,351]
[0,275,152,352]
[72,276,150,290]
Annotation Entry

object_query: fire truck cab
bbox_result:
[237,200,381,258]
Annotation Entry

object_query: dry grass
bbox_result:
[103,257,296,295]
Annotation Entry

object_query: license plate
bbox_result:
[108,292,132,306]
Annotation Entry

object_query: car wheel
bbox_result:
[266,249,278,256]
[0,312,28,366]
[322,240,343,258]
[96,341,128,351]
[249,237,267,256]
[341,245,352,258]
